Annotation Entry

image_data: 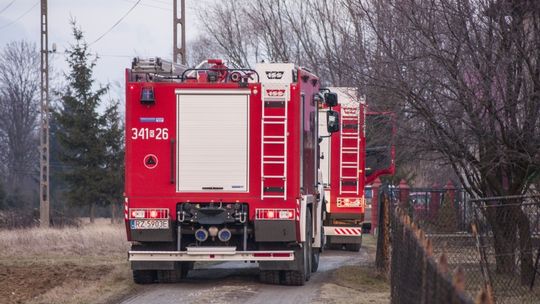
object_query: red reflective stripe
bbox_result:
[209,255,215,258]
[272,253,291,257]
[346,228,353,234]
[254,253,272,257]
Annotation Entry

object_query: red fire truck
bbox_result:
[124,58,339,285]
[319,88,395,251]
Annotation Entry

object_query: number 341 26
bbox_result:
[131,128,169,140]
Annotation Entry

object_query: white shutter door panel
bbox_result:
[177,93,249,192]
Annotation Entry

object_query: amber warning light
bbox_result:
[256,208,295,220]
[129,208,169,219]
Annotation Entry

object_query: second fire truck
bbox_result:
[319,88,395,251]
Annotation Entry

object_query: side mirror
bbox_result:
[326,110,340,133]
[324,92,338,107]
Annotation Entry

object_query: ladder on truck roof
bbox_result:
[261,85,289,200]
[339,106,360,195]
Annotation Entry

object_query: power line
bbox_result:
[52,49,142,59]
[89,0,142,45]
[0,0,17,15]
[122,0,170,12]
[146,0,170,6]
[0,1,38,30]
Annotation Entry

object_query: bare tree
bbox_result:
[0,41,40,205]
[195,0,540,282]
[197,1,255,67]
[186,35,221,67]
[360,0,540,282]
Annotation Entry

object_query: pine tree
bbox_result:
[101,101,124,223]
[54,21,109,223]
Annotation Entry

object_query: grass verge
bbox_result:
[0,219,135,304]
[317,235,390,304]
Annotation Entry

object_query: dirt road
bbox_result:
[120,249,374,304]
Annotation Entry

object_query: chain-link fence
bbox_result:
[383,190,474,304]
[378,186,540,303]
[470,196,540,303]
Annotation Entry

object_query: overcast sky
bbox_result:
[0,0,203,102]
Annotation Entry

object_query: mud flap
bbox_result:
[131,261,177,270]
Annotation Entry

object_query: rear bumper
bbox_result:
[327,212,364,220]
[128,247,294,262]
[324,226,362,237]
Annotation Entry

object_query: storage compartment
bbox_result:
[176,90,250,192]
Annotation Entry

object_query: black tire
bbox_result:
[131,244,157,284]
[326,240,343,250]
[311,218,322,273]
[157,261,189,283]
[133,270,156,284]
[283,269,305,286]
[346,237,362,252]
[259,270,281,285]
[157,269,183,283]
[283,209,312,285]
[180,261,193,278]
[311,248,320,273]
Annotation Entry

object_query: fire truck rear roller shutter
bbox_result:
[176,89,250,192]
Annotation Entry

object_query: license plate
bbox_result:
[130,219,169,230]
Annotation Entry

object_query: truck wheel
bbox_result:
[311,248,320,273]
[180,261,193,278]
[133,270,156,284]
[157,262,188,283]
[131,243,157,284]
[346,236,362,252]
[326,240,342,250]
[306,209,313,281]
[283,268,305,286]
[157,269,183,283]
[312,222,323,273]
[259,270,281,285]
[283,209,312,285]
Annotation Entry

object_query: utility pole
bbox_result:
[173,0,186,65]
[40,0,50,228]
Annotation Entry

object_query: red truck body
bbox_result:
[320,88,395,251]
[124,59,335,285]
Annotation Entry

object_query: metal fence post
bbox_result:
[371,178,382,235]
[376,186,390,276]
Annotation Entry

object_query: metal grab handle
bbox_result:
[170,139,175,184]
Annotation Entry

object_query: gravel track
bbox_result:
[120,249,370,304]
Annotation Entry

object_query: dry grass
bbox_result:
[317,235,390,304]
[0,218,129,258]
[0,218,135,304]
